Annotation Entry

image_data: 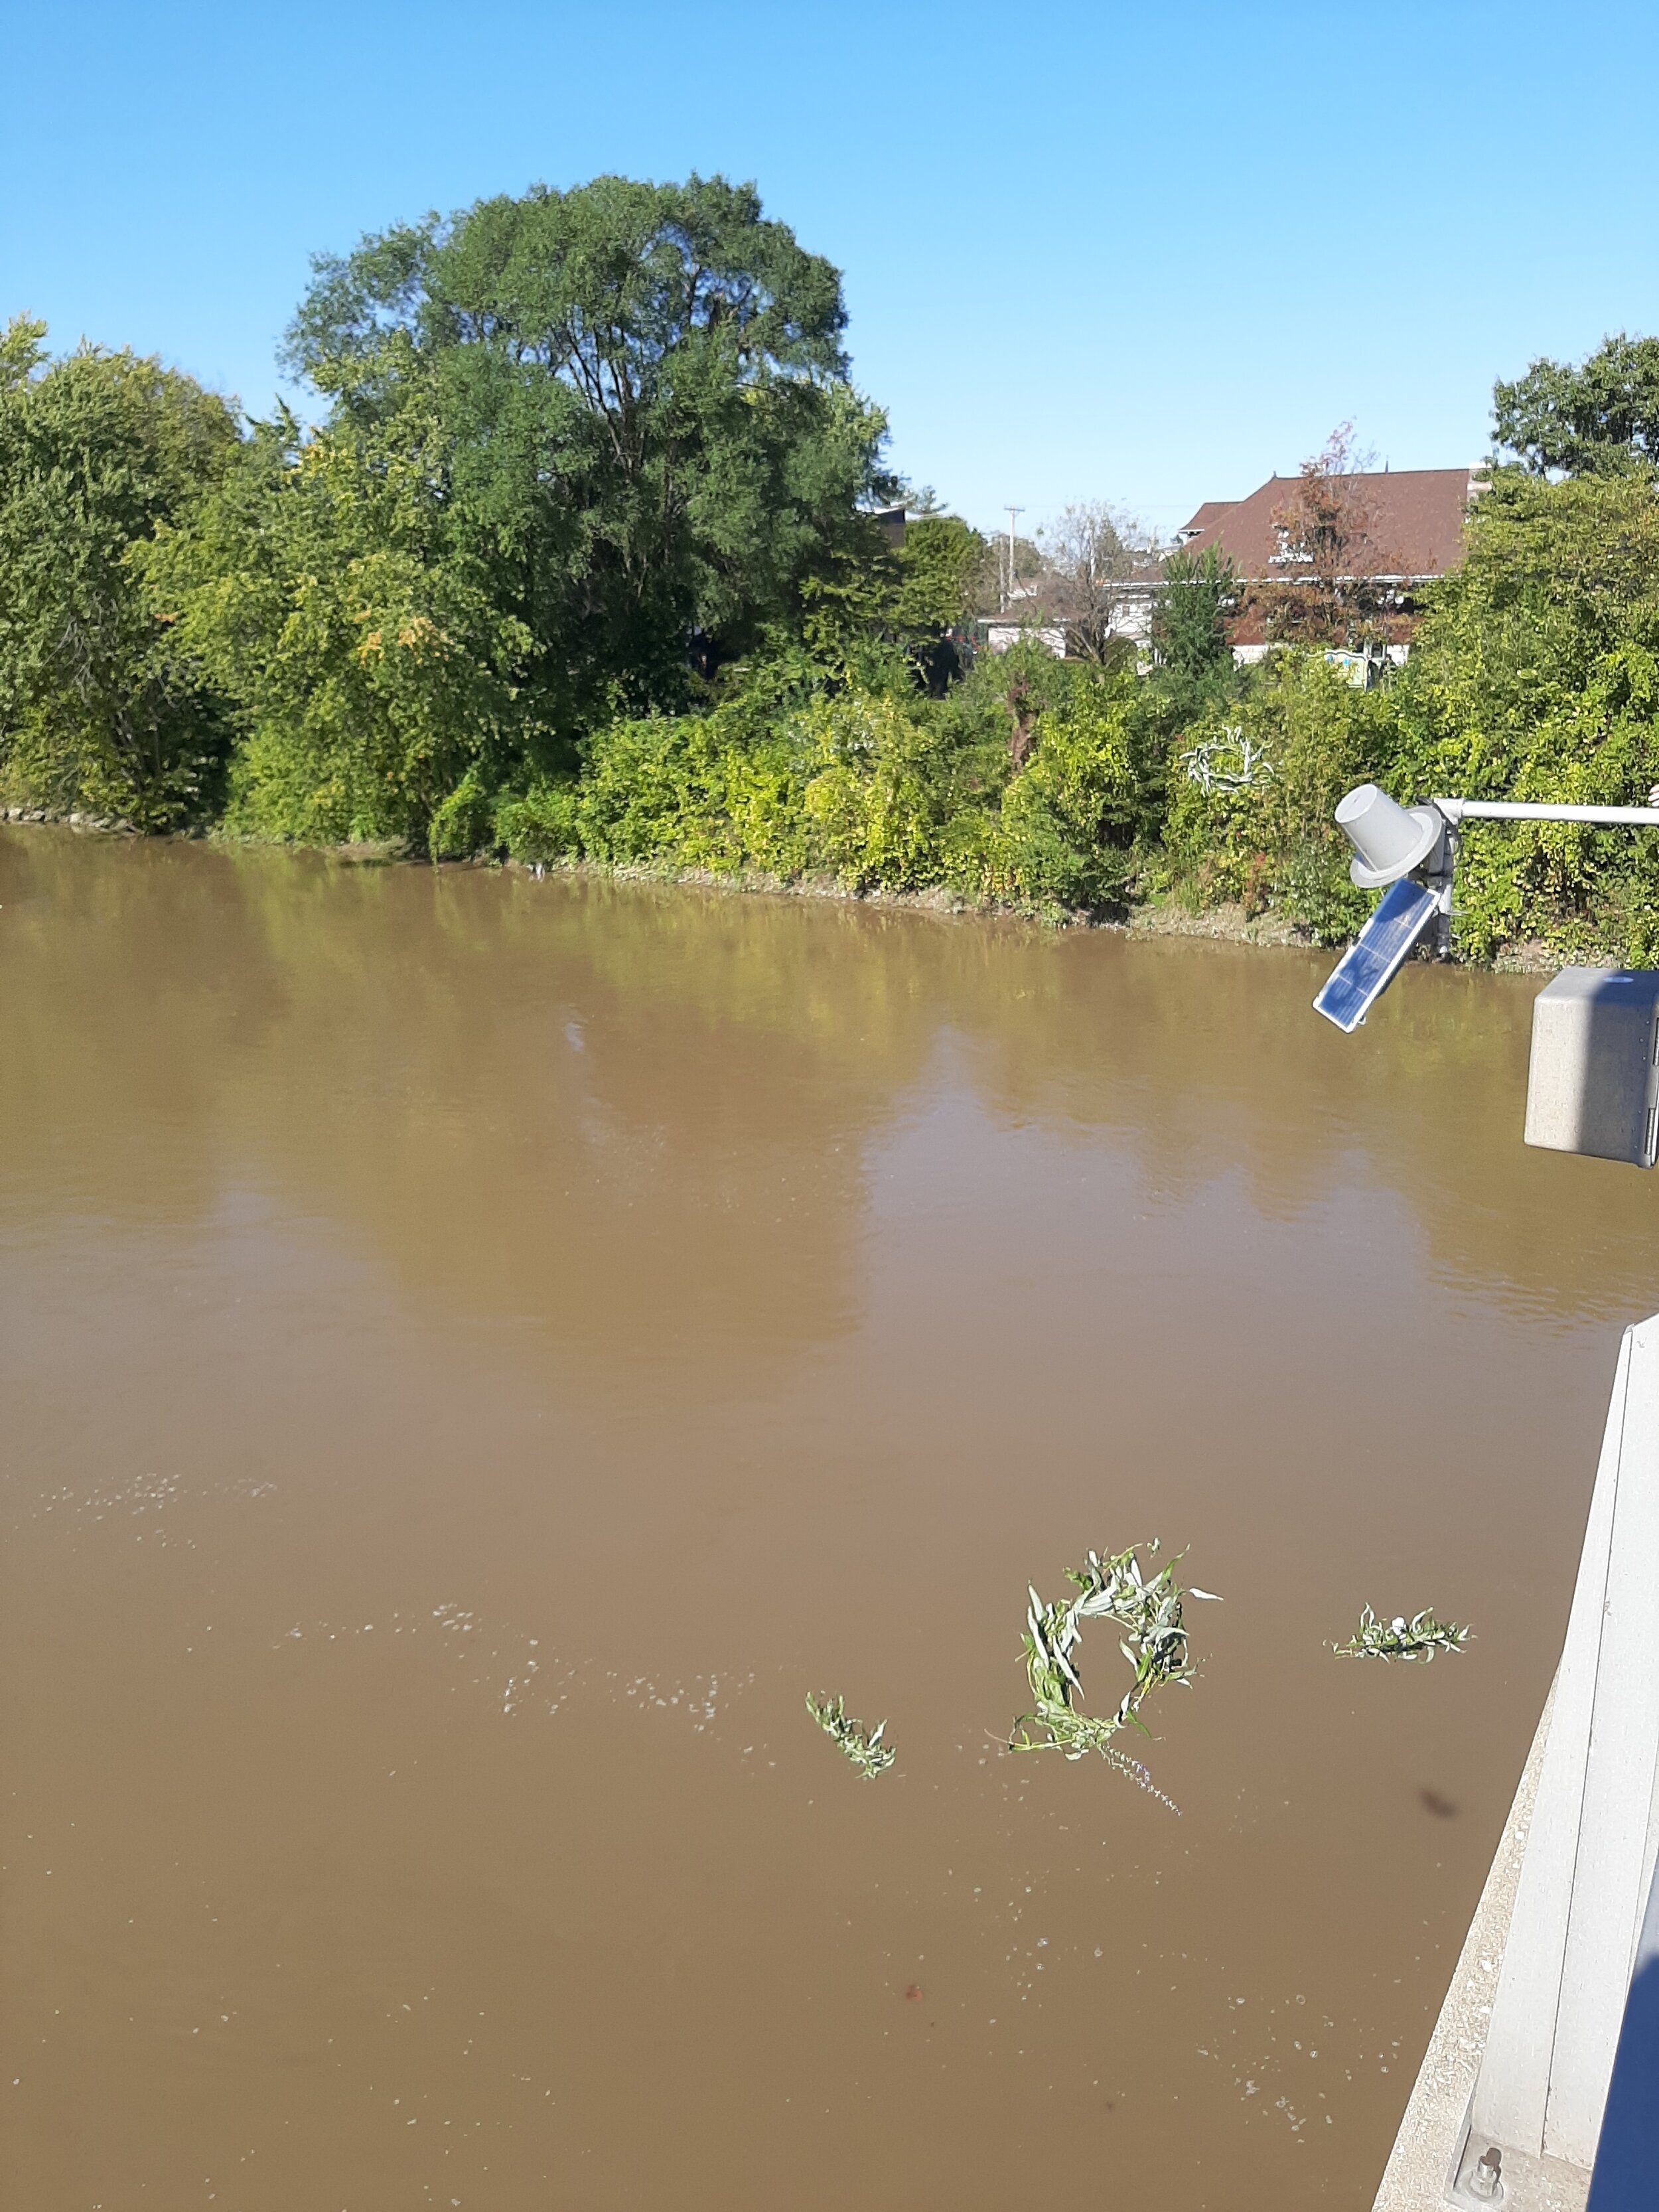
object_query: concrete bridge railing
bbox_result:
[1376,1316,1659,2212]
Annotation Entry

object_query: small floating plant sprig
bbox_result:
[1008,1540,1220,1810]
[1334,1605,1471,1664]
[806,1691,895,1778]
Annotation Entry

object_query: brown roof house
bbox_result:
[1173,466,1482,672]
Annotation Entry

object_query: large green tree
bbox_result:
[1493,333,1659,478]
[285,174,893,737]
[0,318,239,826]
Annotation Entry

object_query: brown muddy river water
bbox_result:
[4,826,1658,2212]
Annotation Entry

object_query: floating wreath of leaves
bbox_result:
[806,1692,895,1779]
[1334,1605,1471,1664]
[1008,1541,1220,1810]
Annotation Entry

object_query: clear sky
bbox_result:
[4,0,1656,540]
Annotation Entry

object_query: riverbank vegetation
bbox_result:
[4,177,1659,962]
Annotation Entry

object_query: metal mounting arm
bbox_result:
[1436,798,1659,828]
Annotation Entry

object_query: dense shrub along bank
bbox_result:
[490,461,1659,958]
[493,644,1156,913]
[5,181,1659,961]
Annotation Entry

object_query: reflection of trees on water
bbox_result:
[239,865,899,1379]
[955,931,1658,1323]
[3,829,1656,1380]
[0,834,889,1380]
[0,829,291,1222]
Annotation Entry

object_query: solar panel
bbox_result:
[1313,879,1439,1033]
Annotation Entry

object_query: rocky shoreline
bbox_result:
[1,804,136,834]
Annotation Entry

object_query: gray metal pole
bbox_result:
[1437,799,1659,828]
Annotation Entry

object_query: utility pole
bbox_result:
[1003,506,1023,613]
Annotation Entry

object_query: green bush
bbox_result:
[150,420,531,851]
[490,648,1156,918]
[559,702,810,875]
[797,692,955,889]
[1386,471,1659,960]
[1159,652,1387,942]
[995,688,1141,911]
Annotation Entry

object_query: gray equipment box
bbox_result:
[1525,968,1659,1167]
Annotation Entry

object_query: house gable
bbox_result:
[1176,469,1480,583]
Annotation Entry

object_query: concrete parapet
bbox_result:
[1376,1313,1659,2210]
[1374,1683,1589,2211]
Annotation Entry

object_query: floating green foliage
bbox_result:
[1334,1605,1471,1664]
[1008,1542,1220,1809]
[806,1691,895,1779]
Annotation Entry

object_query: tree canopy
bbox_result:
[1244,425,1406,652]
[1036,502,1161,664]
[0,318,238,825]
[1151,545,1236,686]
[134,174,908,846]
[145,406,530,851]
[283,174,895,736]
[1493,333,1659,479]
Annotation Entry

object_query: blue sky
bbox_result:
[4,0,1656,538]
